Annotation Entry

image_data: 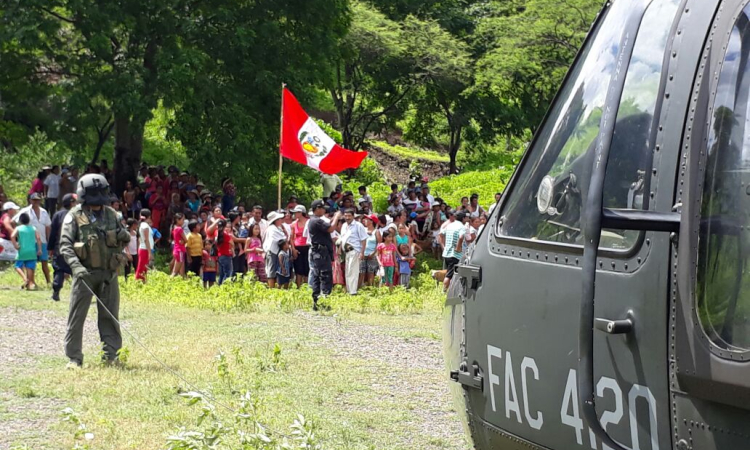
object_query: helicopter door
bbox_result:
[455,0,686,449]
[671,1,750,447]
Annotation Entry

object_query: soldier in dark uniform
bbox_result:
[59,174,130,368]
[48,193,77,301]
[307,200,342,311]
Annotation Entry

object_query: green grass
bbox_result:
[0,270,466,450]
[369,140,450,163]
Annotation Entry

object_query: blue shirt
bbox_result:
[397,254,411,275]
[151,227,162,254]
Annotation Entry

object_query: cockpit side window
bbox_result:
[497,0,679,250]
[697,4,750,353]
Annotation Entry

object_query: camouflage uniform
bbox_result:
[59,204,130,365]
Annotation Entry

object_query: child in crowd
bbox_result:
[396,243,414,288]
[276,238,292,289]
[135,209,153,282]
[186,220,203,277]
[124,218,139,279]
[202,239,218,288]
[151,226,162,259]
[377,231,397,290]
[244,223,266,283]
[171,213,187,277]
[11,213,41,290]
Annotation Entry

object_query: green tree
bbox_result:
[472,0,601,139]
[1,0,349,198]
[328,1,414,151]
[402,16,473,174]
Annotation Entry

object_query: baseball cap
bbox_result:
[431,201,440,207]
[29,192,43,201]
[62,194,77,208]
[311,199,326,210]
[293,205,306,213]
[358,197,368,205]
[3,201,20,211]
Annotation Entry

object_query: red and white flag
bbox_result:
[280,87,368,174]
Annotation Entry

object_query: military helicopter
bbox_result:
[444,0,750,449]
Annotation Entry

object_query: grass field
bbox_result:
[0,270,467,450]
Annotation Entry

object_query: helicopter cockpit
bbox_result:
[497,0,678,251]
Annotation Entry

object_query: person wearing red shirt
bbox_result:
[215,219,236,285]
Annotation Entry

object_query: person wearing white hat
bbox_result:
[262,211,286,289]
[1,201,21,242]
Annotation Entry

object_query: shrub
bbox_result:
[121,271,444,315]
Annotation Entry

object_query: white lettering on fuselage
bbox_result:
[486,346,659,450]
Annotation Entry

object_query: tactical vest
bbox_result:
[71,205,128,271]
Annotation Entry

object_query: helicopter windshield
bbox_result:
[697,4,750,353]
[498,0,679,249]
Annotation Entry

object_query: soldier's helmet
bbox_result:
[76,174,110,206]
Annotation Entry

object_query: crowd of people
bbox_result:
[0,161,501,306]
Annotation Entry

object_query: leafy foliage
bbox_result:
[369,140,449,163]
[121,270,444,315]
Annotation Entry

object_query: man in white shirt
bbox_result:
[248,205,269,238]
[339,209,368,294]
[422,185,435,205]
[14,192,52,284]
[44,165,62,215]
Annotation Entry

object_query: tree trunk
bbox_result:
[448,124,463,175]
[113,115,144,197]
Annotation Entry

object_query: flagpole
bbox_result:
[278,82,286,211]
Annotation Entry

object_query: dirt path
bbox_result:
[0,306,98,450]
[300,313,467,449]
[0,303,468,450]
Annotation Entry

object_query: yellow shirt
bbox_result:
[186,232,203,257]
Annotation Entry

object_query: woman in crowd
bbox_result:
[290,205,310,288]
[29,170,47,198]
[1,201,19,242]
[359,214,381,287]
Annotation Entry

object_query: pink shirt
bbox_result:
[377,243,397,267]
[29,178,44,195]
[246,237,264,263]
[293,220,308,247]
[172,227,186,252]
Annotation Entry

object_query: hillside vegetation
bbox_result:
[1,0,602,205]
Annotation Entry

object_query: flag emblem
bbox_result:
[281,87,367,174]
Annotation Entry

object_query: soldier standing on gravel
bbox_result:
[59,174,130,368]
[307,200,342,311]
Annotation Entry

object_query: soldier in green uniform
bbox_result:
[60,174,130,368]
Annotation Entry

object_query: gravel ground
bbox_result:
[300,313,468,449]
[0,305,99,450]
[0,302,467,449]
